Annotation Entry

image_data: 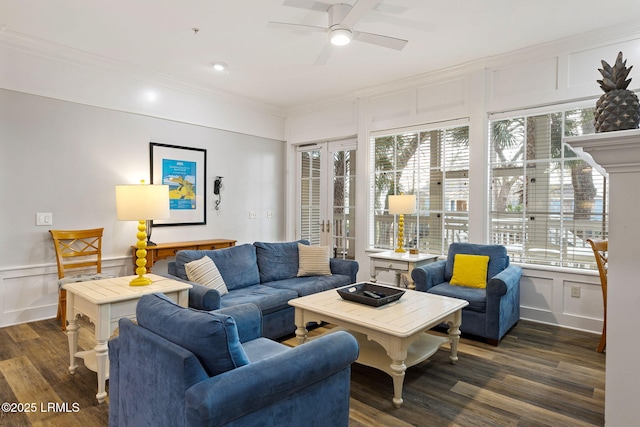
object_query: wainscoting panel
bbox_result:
[416,78,467,116]
[0,258,129,328]
[519,265,603,333]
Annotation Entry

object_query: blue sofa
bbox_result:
[167,240,359,340]
[411,243,522,345]
[108,293,359,427]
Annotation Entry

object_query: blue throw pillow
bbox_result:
[136,293,250,377]
[176,244,260,290]
[254,240,309,283]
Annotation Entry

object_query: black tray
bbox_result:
[337,282,405,307]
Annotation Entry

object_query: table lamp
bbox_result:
[115,182,170,286]
[389,194,416,253]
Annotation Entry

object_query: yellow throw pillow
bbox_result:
[449,254,490,289]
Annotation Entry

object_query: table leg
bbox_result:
[294,309,308,344]
[390,359,407,408]
[369,263,377,283]
[66,315,79,375]
[447,310,463,364]
[95,339,108,403]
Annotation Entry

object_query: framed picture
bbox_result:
[150,142,207,226]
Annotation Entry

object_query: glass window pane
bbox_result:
[489,107,608,270]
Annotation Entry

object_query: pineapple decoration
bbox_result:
[595,51,640,132]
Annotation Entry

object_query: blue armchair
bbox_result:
[411,243,521,345]
[108,293,359,427]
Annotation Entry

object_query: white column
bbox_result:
[566,129,640,426]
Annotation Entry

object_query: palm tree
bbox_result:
[373,133,421,209]
[563,109,598,221]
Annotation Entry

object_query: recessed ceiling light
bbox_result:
[211,61,228,73]
[330,28,352,46]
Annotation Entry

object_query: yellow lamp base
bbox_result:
[130,219,152,286]
[129,275,153,286]
[395,213,406,253]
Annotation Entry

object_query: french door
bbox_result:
[297,139,356,259]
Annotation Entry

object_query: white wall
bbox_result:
[0,88,286,327]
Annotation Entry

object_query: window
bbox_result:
[370,123,470,254]
[489,107,608,269]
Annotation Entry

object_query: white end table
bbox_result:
[63,274,191,403]
[368,251,439,289]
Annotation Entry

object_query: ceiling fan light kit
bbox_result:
[269,0,408,64]
[330,28,352,46]
[211,61,228,73]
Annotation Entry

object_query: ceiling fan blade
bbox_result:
[352,31,408,51]
[313,43,334,66]
[282,0,333,12]
[341,0,380,28]
[267,21,328,34]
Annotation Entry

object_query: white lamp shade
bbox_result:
[115,184,170,220]
[389,194,416,215]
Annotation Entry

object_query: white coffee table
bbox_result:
[289,284,468,408]
[63,274,191,403]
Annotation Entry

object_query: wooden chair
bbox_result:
[50,228,114,330]
[587,238,608,353]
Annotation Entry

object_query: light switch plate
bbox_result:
[36,212,53,226]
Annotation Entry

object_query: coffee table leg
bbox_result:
[294,308,308,344]
[447,310,463,364]
[390,359,407,408]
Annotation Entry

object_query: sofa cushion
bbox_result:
[254,240,308,283]
[219,285,299,315]
[176,244,260,290]
[136,293,250,377]
[185,256,229,296]
[445,243,509,282]
[297,243,332,277]
[450,254,490,289]
[264,274,352,297]
[427,283,486,313]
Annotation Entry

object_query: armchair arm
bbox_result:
[485,264,522,341]
[213,303,262,343]
[487,264,522,297]
[185,331,359,426]
[411,260,446,292]
[160,272,222,311]
[330,258,359,283]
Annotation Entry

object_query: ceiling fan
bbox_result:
[268,0,408,65]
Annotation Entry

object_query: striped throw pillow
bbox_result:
[297,243,332,277]
[185,256,228,296]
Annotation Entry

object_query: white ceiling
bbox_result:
[2,0,640,111]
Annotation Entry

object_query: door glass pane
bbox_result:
[300,150,321,245]
[332,149,356,259]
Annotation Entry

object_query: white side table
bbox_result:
[63,274,191,403]
[368,251,439,289]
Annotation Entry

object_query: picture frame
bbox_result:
[150,142,207,226]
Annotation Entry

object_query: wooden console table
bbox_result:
[132,239,236,272]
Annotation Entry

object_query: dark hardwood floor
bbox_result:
[0,318,604,426]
